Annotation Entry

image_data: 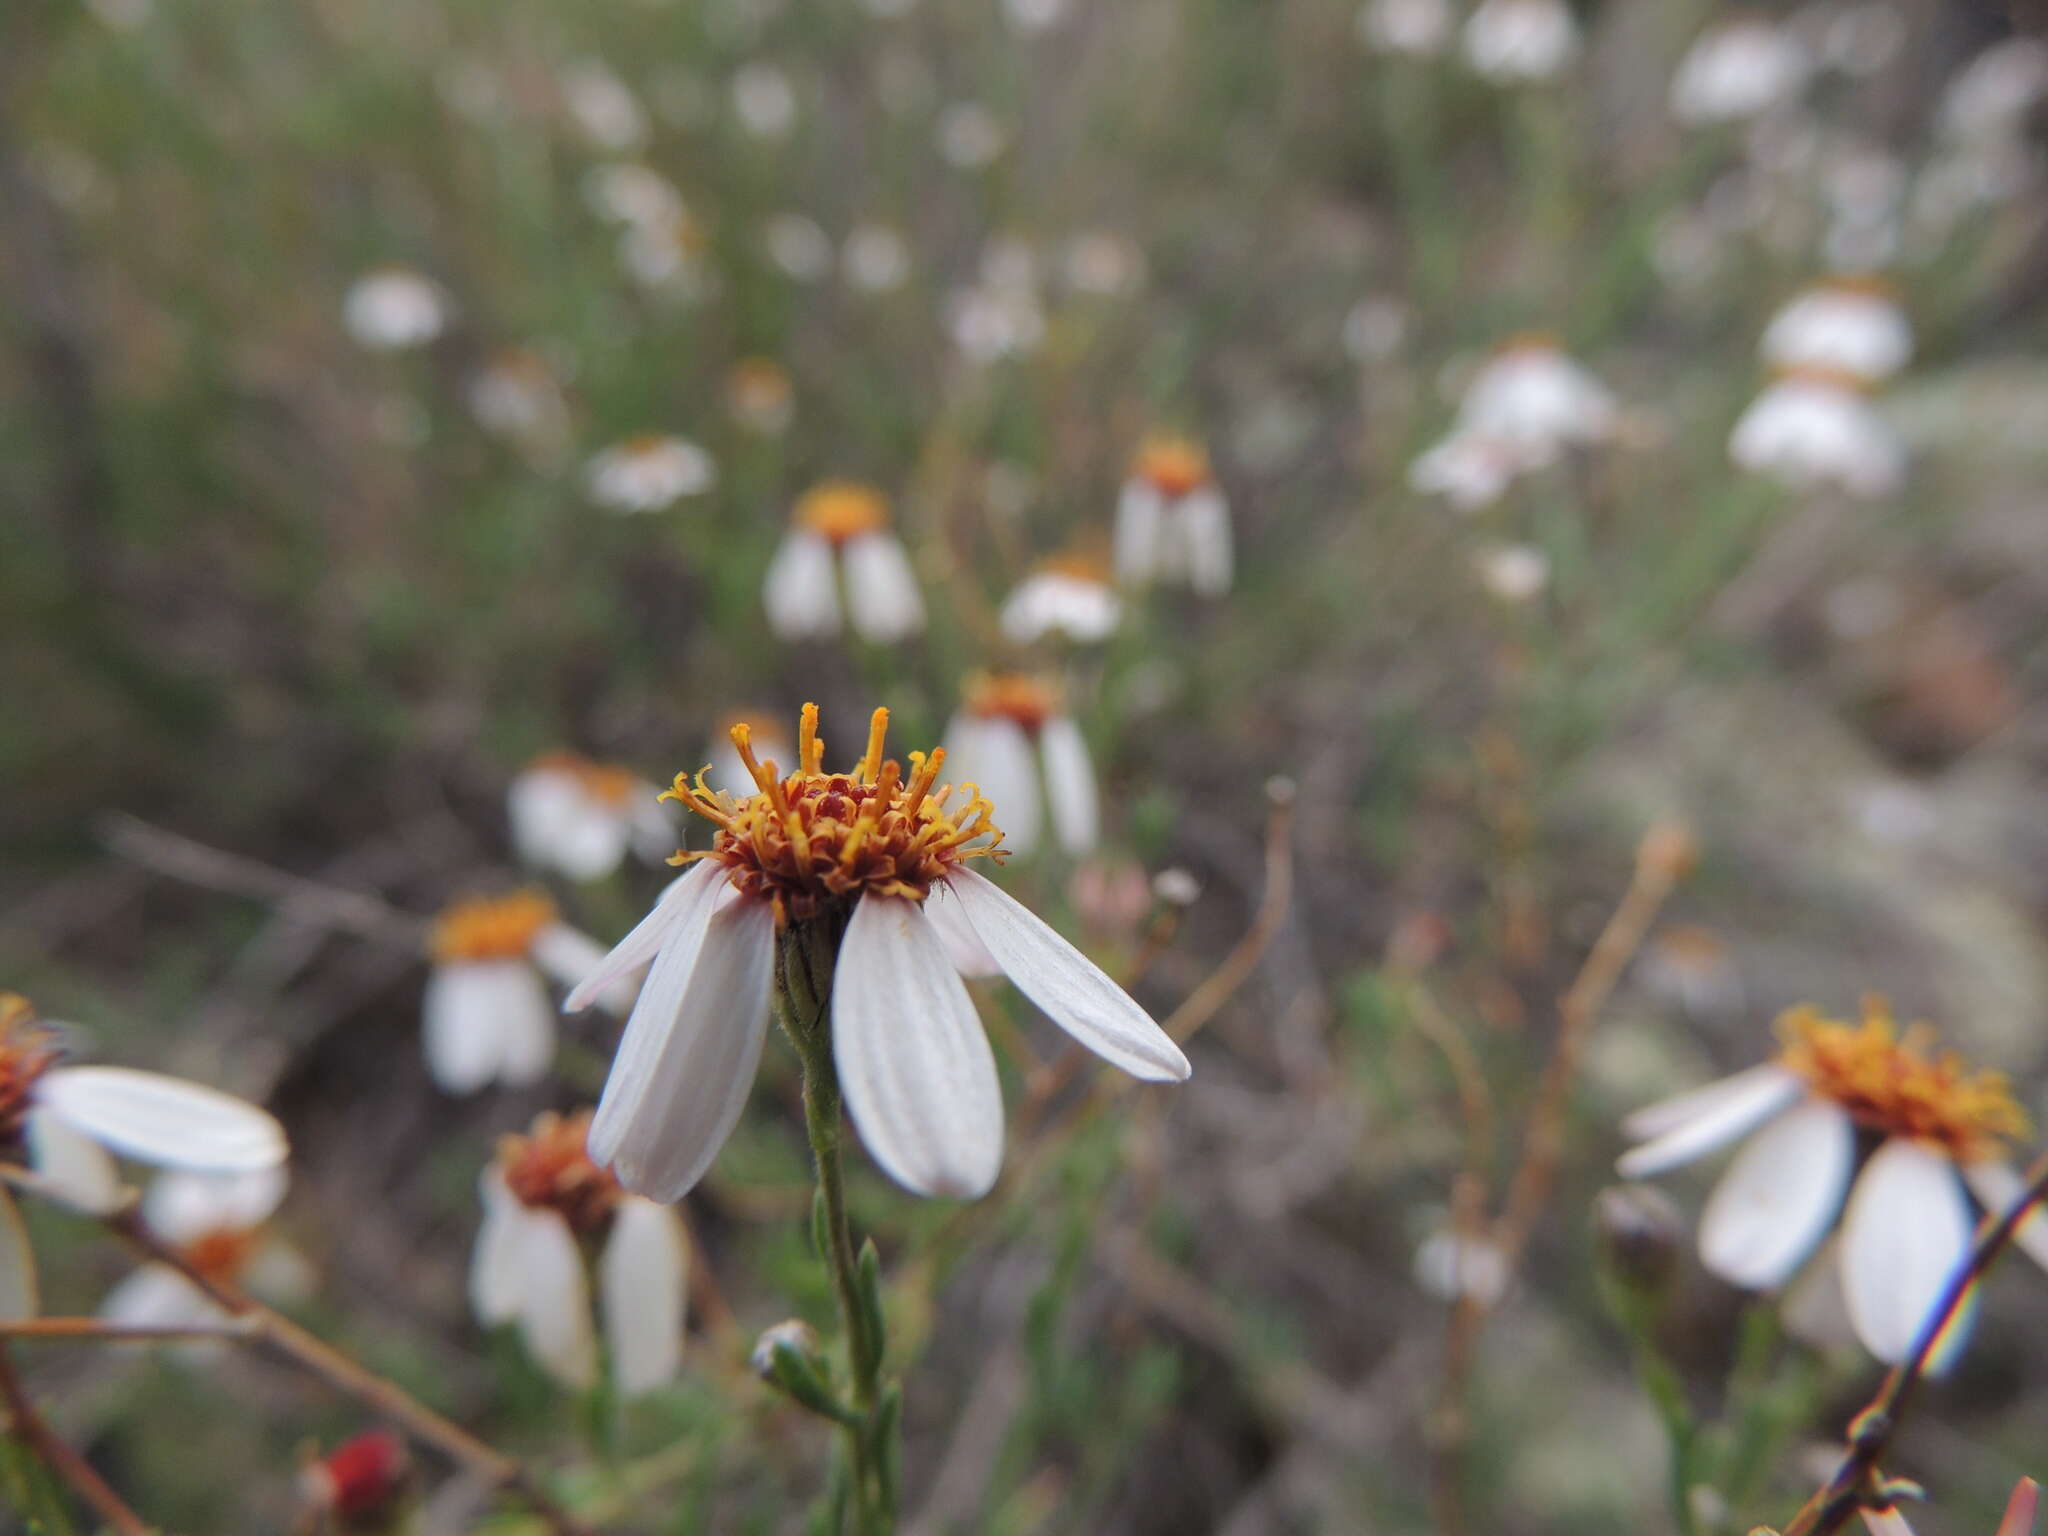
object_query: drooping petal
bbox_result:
[26,1104,123,1214]
[545,804,630,883]
[37,1067,286,1173]
[1615,1067,1806,1179]
[513,1208,598,1391]
[530,924,610,999]
[507,769,586,871]
[100,1265,219,1331]
[1841,1138,1976,1367]
[1621,1062,1803,1141]
[1112,480,1164,586]
[494,967,560,1088]
[1697,1097,1854,1289]
[0,1188,37,1322]
[842,532,927,643]
[762,529,842,640]
[921,878,1002,978]
[565,863,721,1015]
[469,1171,527,1326]
[142,1166,289,1245]
[600,1197,688,1396]
[1173,485,1233,596]
[592,896,775,1202]
[1037,715,1100,856]
[834,895,1004,1198]
[943,715,1041,856]
[422,961,549,1094]
[941,867,1189,1081]
[1962,1159,2048,1273]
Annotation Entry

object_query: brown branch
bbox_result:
[1775,1149,2048,1536]
[0,1340,153,1535]
[0,1315,257,1342]
[102,1208,594,1536]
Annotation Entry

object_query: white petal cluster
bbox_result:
[763,527,926,643]
[343,269,447,352]
[584,437,717,513]
[1409,342,1615,510]
[1114,478,1232,597]
[941,710,1099,858]
[1728,376,1903,498]
[508,759,675,882]
[1669,20,1813,126]
[1462,0,1578,82]
[1759,284,1912,384]
[999,570,1122,645]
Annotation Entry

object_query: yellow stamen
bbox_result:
[857,708,890,787]
[798,703,822,775]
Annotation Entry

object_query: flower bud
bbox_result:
[1593,1183,1685,1298]
[751,1320,848,1423]
[299,1429,410,1531]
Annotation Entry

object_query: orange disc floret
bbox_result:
[1132,435,1210,499]
[500,1109,622,1235]
[0,995,58,1144]
[960,671,1063,734]
[794,482,890,544]
[1775,998,2030,1160]
[1035,549,1112,584]
[182,1226,262,1287]
[429,891,557,964]
[664,704,1005,925]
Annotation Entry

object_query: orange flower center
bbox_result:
[0,996,59,1147]
[429,892,556,964]
[794,482,890,544]
[665,704,1004,925]
[1775,1001,2029,1161]
[1035,550,1111,585]
[961,671,1062,734]
[729,357,793,408]
[1769,363,1876,394]
[181,1227,261,1286]
[500,1109,622,1234]
[1133,436,1210,499]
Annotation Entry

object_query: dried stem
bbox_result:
[0,1339,153,1535]
[1775,1149,2048,1536]
[0,1315,257,1342]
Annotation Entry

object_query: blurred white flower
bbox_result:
[619,213,713,294]
[1618,1001,2046,1368]
[101,1167,309,1336]
[1415,1227,1509,1305]
[1940,37,2048,146]
[1115,435,1233,596]
[1000,556,1122,645]
[1002,0,1066,33]
[86,0,152,31]
[1462,0,1578,82]
[762,482,926,643]
[1061,231,1146,297]
[1760,279,1911,384]
[585,435,717,512]
[731,62,798,139]
[1152,867,1203,907]
[570,705,1187,1201]
[562,60,649,151]
[943,674,1098,859]
[1473,542,1550,602]
[510,753,675,882]
[765,212,834,282]
[423,893,629,1094]
[582,163,685,228]
[1729,373,1903,497]
[937,102,1007,168]
[1669,19,1812,126]
[1409,430,1530,511]
[472,1110,688,1396]
[948,282,1045,365]
[468,348,571,459]
[726,357,795,434]
[1356,0,1452,56]
[343,268,447,351]
[1458,337,1617,448]
[843,222,912,292]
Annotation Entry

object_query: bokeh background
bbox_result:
[5,0,2048,1530]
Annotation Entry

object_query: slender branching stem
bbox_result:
[0,1339,153,1535]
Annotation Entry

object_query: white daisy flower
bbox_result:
[1356,0,1452,57]
[761,483,926,644]
[561,60,648,151]
[731,62,798,140]
[101,1166,309,1335]
[1462,0,1578,82]
[765,212,834,282]
[468,348,570,458]
[1618,1001,2048,1368]
[471,1110,689,1396]
[947,282,1045,365]
[1001,0,1066,33]
[1669,18,1813,126]
[1456,336,1617,451]
[999,556,1121,645]
[422,893,629,1095]
[619,213,713,295]
[1409,430,1538,512]
[1759,278,1913,385]
[1472,541,1550,602]
[569,706,1189,1202]
[936,102,1007,168]
[582,163,685,229]
[727,358,796,435]
[842,222,912,293]
[343,268,447,352]
[585,435,717,513]
[942,674,1099,860]
[1114,435,1233,597]
[1729,372,1904,497]
[509,752,676,882]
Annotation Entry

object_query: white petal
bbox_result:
[1963,1159,2048,1273]
[422,961,551,1093]
[944,715,1041,856]
[1173,485,1233,596]
[942,867,1189,1081]
[842,532,927,642]
[37,1067,286,1173]
[763,529,842,639]
[546,806,631,883]
[627,794,680,863]
[531,924,627,1012]
[834,895,1004,1198]
[921,879,1003,978]
[100,1265,217,1331]
[564,863,721,1015]
[592,896,775,1202]
[26,1104,123,1214]
[1841,1139,1976,1366]
[513,1209,598,1391]
[0,1188,37,1322]
[1113,480,1164,586]
[469,1171,527,1326]
[1861,1508,1917,1536]
[142,1166,288,1244]
[600,1197,688,1396]
[1615,1067,1806,1179]
[507,770,588,869]
[494,971,559,1088]
[1622,1063,1803,1141]
[1697,1098,1854,1289]
[1037,715,1100,856]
